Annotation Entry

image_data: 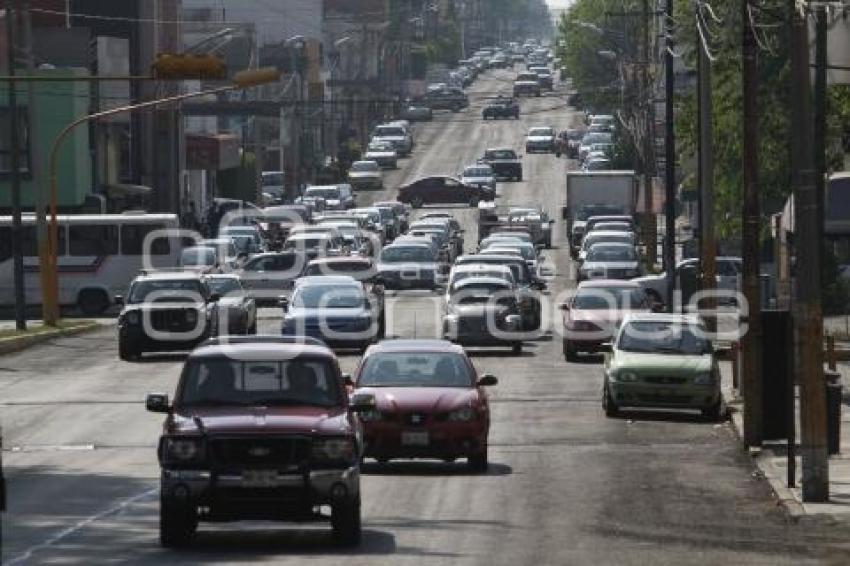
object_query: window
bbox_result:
[121,224,170,256]
[0,108,31,175]
[69,225,118,256]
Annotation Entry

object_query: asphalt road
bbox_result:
[3,71,850,565]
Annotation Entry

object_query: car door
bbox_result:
[442,177,464,203]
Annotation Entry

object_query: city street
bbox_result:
[3,72,850,564]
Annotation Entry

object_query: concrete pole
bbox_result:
[697,25,716,327]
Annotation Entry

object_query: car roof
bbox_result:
[622,312,702,325]
[308,257,371,266]
[190,336,337,362]
[453,263,512,273]
[135,271,203,282]
[295,275,361,288]
[366,339,466,355]
[457,254,525,264]
[385,240,432,248]
[586,242,635,249]
[577,279,640,289]
[454,276,512,288]
[485,147,515,152]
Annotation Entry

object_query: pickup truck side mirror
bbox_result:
[146,393,171,413]
[114,295,124,306]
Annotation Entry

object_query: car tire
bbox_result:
[411,197,424,209]
[78,289,110,315]
[118,339,139,362]
[564,342,578,362]
[468,448,488,473]
[512,342,523,356]
[702,398,724,421]
[603,385,619,417]
[159,499,197,548]
[331,497,362,547]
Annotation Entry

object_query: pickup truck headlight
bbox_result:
[613,371,638,383]
[693,372,715,385]
[163,437,205,463]
[312,437,356,462]
[447,407,476,422]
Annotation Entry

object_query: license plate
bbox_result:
[242,469,278,487]
[401,431,429,446]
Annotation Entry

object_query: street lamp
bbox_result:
[39,67,281,325]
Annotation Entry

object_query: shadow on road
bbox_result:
[610,408,725,424]
[362,460,512,477]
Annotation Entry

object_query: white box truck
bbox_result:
[562,170,638,255]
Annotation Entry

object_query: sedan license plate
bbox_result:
[242,469,278,487]
[401,431,429,447]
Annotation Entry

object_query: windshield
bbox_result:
[292,285,364,309]
[583,234,633,249]
[180,247,215,266]
[305,187,340,199]
[368,143,392,152]
[576,205,626,221]
[618,322,710,355]
[128,279,204,304]
[263,173,284,186]
[573,288,646,310]
[487,245,534,260]
[284,237,326,251]
[464,167,492,177]
[586,246,637,262]
[452,282,511,295]
[381,246,434,263]
[357,352,474,388]
[529,128,553,136]
[583,132,612,144]
[451,270,512,288]
[205,278,242,296]
[485,150,516,160]
[178,358,341,408]
[375,127,404,137]
[592,223,632,233]
[351,162,379,172]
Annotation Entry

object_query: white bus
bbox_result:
[0,213,183,315]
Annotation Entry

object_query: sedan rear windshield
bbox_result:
[464,167,493,177]
[374,127,405,137]
[178,358,341,408]
[586,246,637,262]
[573,288,646,310]
[618,322,710,356]
[485,150,517,160]
[357,352,474,388]
[292,286,365,309]
[381,246,434,263]
[305,187,340,199]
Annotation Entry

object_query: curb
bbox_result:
[728,403,807,519]
[0,321,102,356]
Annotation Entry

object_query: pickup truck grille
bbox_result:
[149,309,197,332]
[210,436,311,469]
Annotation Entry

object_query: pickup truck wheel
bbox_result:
[603,385,619,418]
[118,339,140,361]
[159,500,197,548]
[564,342,578,362]
[512,342,523,356]
[78,289,110,315]
[411,197,424,209]
[702,398,725,421]
[468,447,488,472]
[331,497,362,547]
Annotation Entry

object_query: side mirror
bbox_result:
[342,373,354,387]
[114,295,124,306]
[146,393,171,413]
[209,293,221,302]
[559,303,570,311]
[350,392,377,413]
[278,296,289,311]
[477,374,498,387]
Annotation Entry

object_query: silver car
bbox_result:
[461,164,497,191]
[442,276,523,355]
[348,160,383,191]
[577,242,642,282]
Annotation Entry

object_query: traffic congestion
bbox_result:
[3,24,844,565]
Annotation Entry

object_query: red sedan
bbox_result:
[352,339,497,471]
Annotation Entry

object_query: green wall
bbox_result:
[0,67,92,208]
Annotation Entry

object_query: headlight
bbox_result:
[163,437,203,462]
[615,371,638,383]
[126,311,140,325]
[447,407,476,422]
[358,409,384,423]
[312,437,356,462]
[694,372,715,385]
[185,310,198,324]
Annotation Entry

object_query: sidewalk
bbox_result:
[724,360,850,521]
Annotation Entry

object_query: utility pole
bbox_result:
[5,0,25,331]
[790,0,828,502]
[663,0,676,310]
[741,0,762,447]
[697,19,716,325]
[641,0,656,266]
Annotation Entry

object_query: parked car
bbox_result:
[115,271,219,360]
[348,160,383,191]
[577,242,642,282]
[560,280,651,361]
[555,128,585,158]
[280,276,384,351]
[203,274,257,335]
[146,336,366,547]
[353,339,497,470]
[602,313,723,420]
[480,148,523,181]
[364,141,398,169]
[397,176,495,208]
[443,277,523,355]
[525,126,556,153]
[372,124,413,156]
[482,98,520,120]
[632,257,742,309]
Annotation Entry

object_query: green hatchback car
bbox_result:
[602,313,723,420]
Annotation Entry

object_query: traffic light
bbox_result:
[151,53,227,80]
